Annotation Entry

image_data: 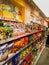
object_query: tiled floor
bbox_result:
[36,47,49,65]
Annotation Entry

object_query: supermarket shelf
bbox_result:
[32,45,45,65]
[18,37,45,65]
[0,36,40,65]
[0,30,44,45]
[0,17,16,22]
[0,17,48,28]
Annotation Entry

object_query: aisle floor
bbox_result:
[36,47,49,65]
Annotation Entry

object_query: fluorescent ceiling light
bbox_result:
[33,0,49,17]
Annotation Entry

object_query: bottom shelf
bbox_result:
[32,45,45,65]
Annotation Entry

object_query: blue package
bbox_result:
[12,53,20,65]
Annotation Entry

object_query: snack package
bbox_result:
[8,42,14,53]
[12,53,20,65]
[0,28,7,40]
[0,21,13,40]
[0,44,8,62]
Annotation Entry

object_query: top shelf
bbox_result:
[0,17,17,23]
[0,30,45,45]
[0,17,48,28]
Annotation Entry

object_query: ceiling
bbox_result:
[33,0,49,17]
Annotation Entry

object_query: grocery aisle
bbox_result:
[0,0,48,65]
[36,47,49,65]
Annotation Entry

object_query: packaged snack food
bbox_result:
[8,42,14,53]
[0,44,8,62]
[0,28,7,40]
[29,45,33,51]
[20,50,27,60]
[25,53,32,63]
[12,53,20,65]
[0,21,13,40]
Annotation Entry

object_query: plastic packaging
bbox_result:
[0,44,8,62]
[12,53,20,65]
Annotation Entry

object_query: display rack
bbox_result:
[0,17,47,65]
[0,1,47,65]
[0,30,45,45]
[0,35,41,65]
[0,34,46,65]
[32,45,45,65]
[0,18,47,65]
[32,37,46,65]
[18,37,45,65]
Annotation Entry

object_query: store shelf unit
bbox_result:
[32,37,46,65]
[0,19,47,65]
[0,34,46,65]
[32,45,45,65]
[0,30,45,45]
[18,37,45,65]
[0,17,47,65]
[19,37,46,65]
[0,0,47,65]
[0,36,41,65]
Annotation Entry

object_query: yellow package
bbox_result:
[3,10,14,18]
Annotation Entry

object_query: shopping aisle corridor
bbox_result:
[36,47,49,65]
